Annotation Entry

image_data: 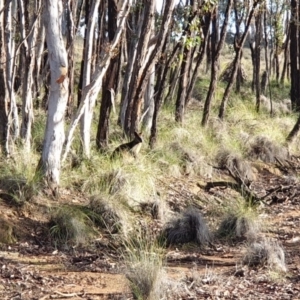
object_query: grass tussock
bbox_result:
[216,149,256,183]
[124,234,166,300]
[49,205,96,247]
[89,194,132,236]
[0,150,41,205]
[247,136,289,163]
[243,238,287,272]
[162,207,211,246]
[140,197,169,221]
[217,200,261,241]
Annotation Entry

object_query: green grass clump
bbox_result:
[49,205,96,247]
[0,150,42,206]
[123,233,166,300]
[89,194,132,236]
[216,198,261,241]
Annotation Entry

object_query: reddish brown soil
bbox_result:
[1,161,300,299]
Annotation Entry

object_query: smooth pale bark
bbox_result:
[41,0,69,193]
[80,0,101,157]
[142,65,155,133]
[35,24,45,100]
[4,0,19,155]
[19,0,41,151]
[63,0,130,161]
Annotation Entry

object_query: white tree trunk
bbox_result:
[79,0,101,158]
[19,0,39,151]
[142,65,155,132]
[42,0,69,193]
[35,13,46,99]
[4,0,19,155]
[63,0,131,161]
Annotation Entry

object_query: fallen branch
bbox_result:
[203,180,261,204]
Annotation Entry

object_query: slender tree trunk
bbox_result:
[63,0,130,161]
[0,0,7,153]
[4,0,19,155]
[79,0,101,157]
[96,0,120,150]
[128,0,175,136]
[255,11,262,112]
[175,3,197,123]
[218,1,258,120]
[185,13,211,103]
[124,1,155,135]
[65,0,78,118]
[142,65,155,133]
[118,12,143,128]
[201,0,232,127]
[280,22,290,85]
[40,0,69,195]
[19,0,39,151]
[77,0,90,108]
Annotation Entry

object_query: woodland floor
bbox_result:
[1,158,300,299]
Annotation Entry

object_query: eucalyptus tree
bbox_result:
[201,0,233,127]
[285,0,300,142]
[63,0,131,161]
[289,0,300,111]
[175,0,200,123]
[218,0,260,120]
[19,0,44,151]
[254,9,262,112]
[40,0,69,195]
[1,0,19,155]
[96,0,121,150]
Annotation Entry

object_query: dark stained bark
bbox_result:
[249,40,256,92]
[65,0,78,117]
[287,0,300,142]
[77,0,90,108]
[149,39,169,149]
[201,0,232,127]
[290,0,300,110]
[280,23,290,85]
[175,4,198,123]
[255,11,262,112]
[96,0,120,150]
[129,1,175,136]
[218,1,259,120]
[185,12,211,103]
[125,0,175,137]
[263,4,270,94]
[124,1,155,136]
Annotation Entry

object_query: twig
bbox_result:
[51,291,82,298]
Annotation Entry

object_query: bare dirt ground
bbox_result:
[1,160,300,299]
